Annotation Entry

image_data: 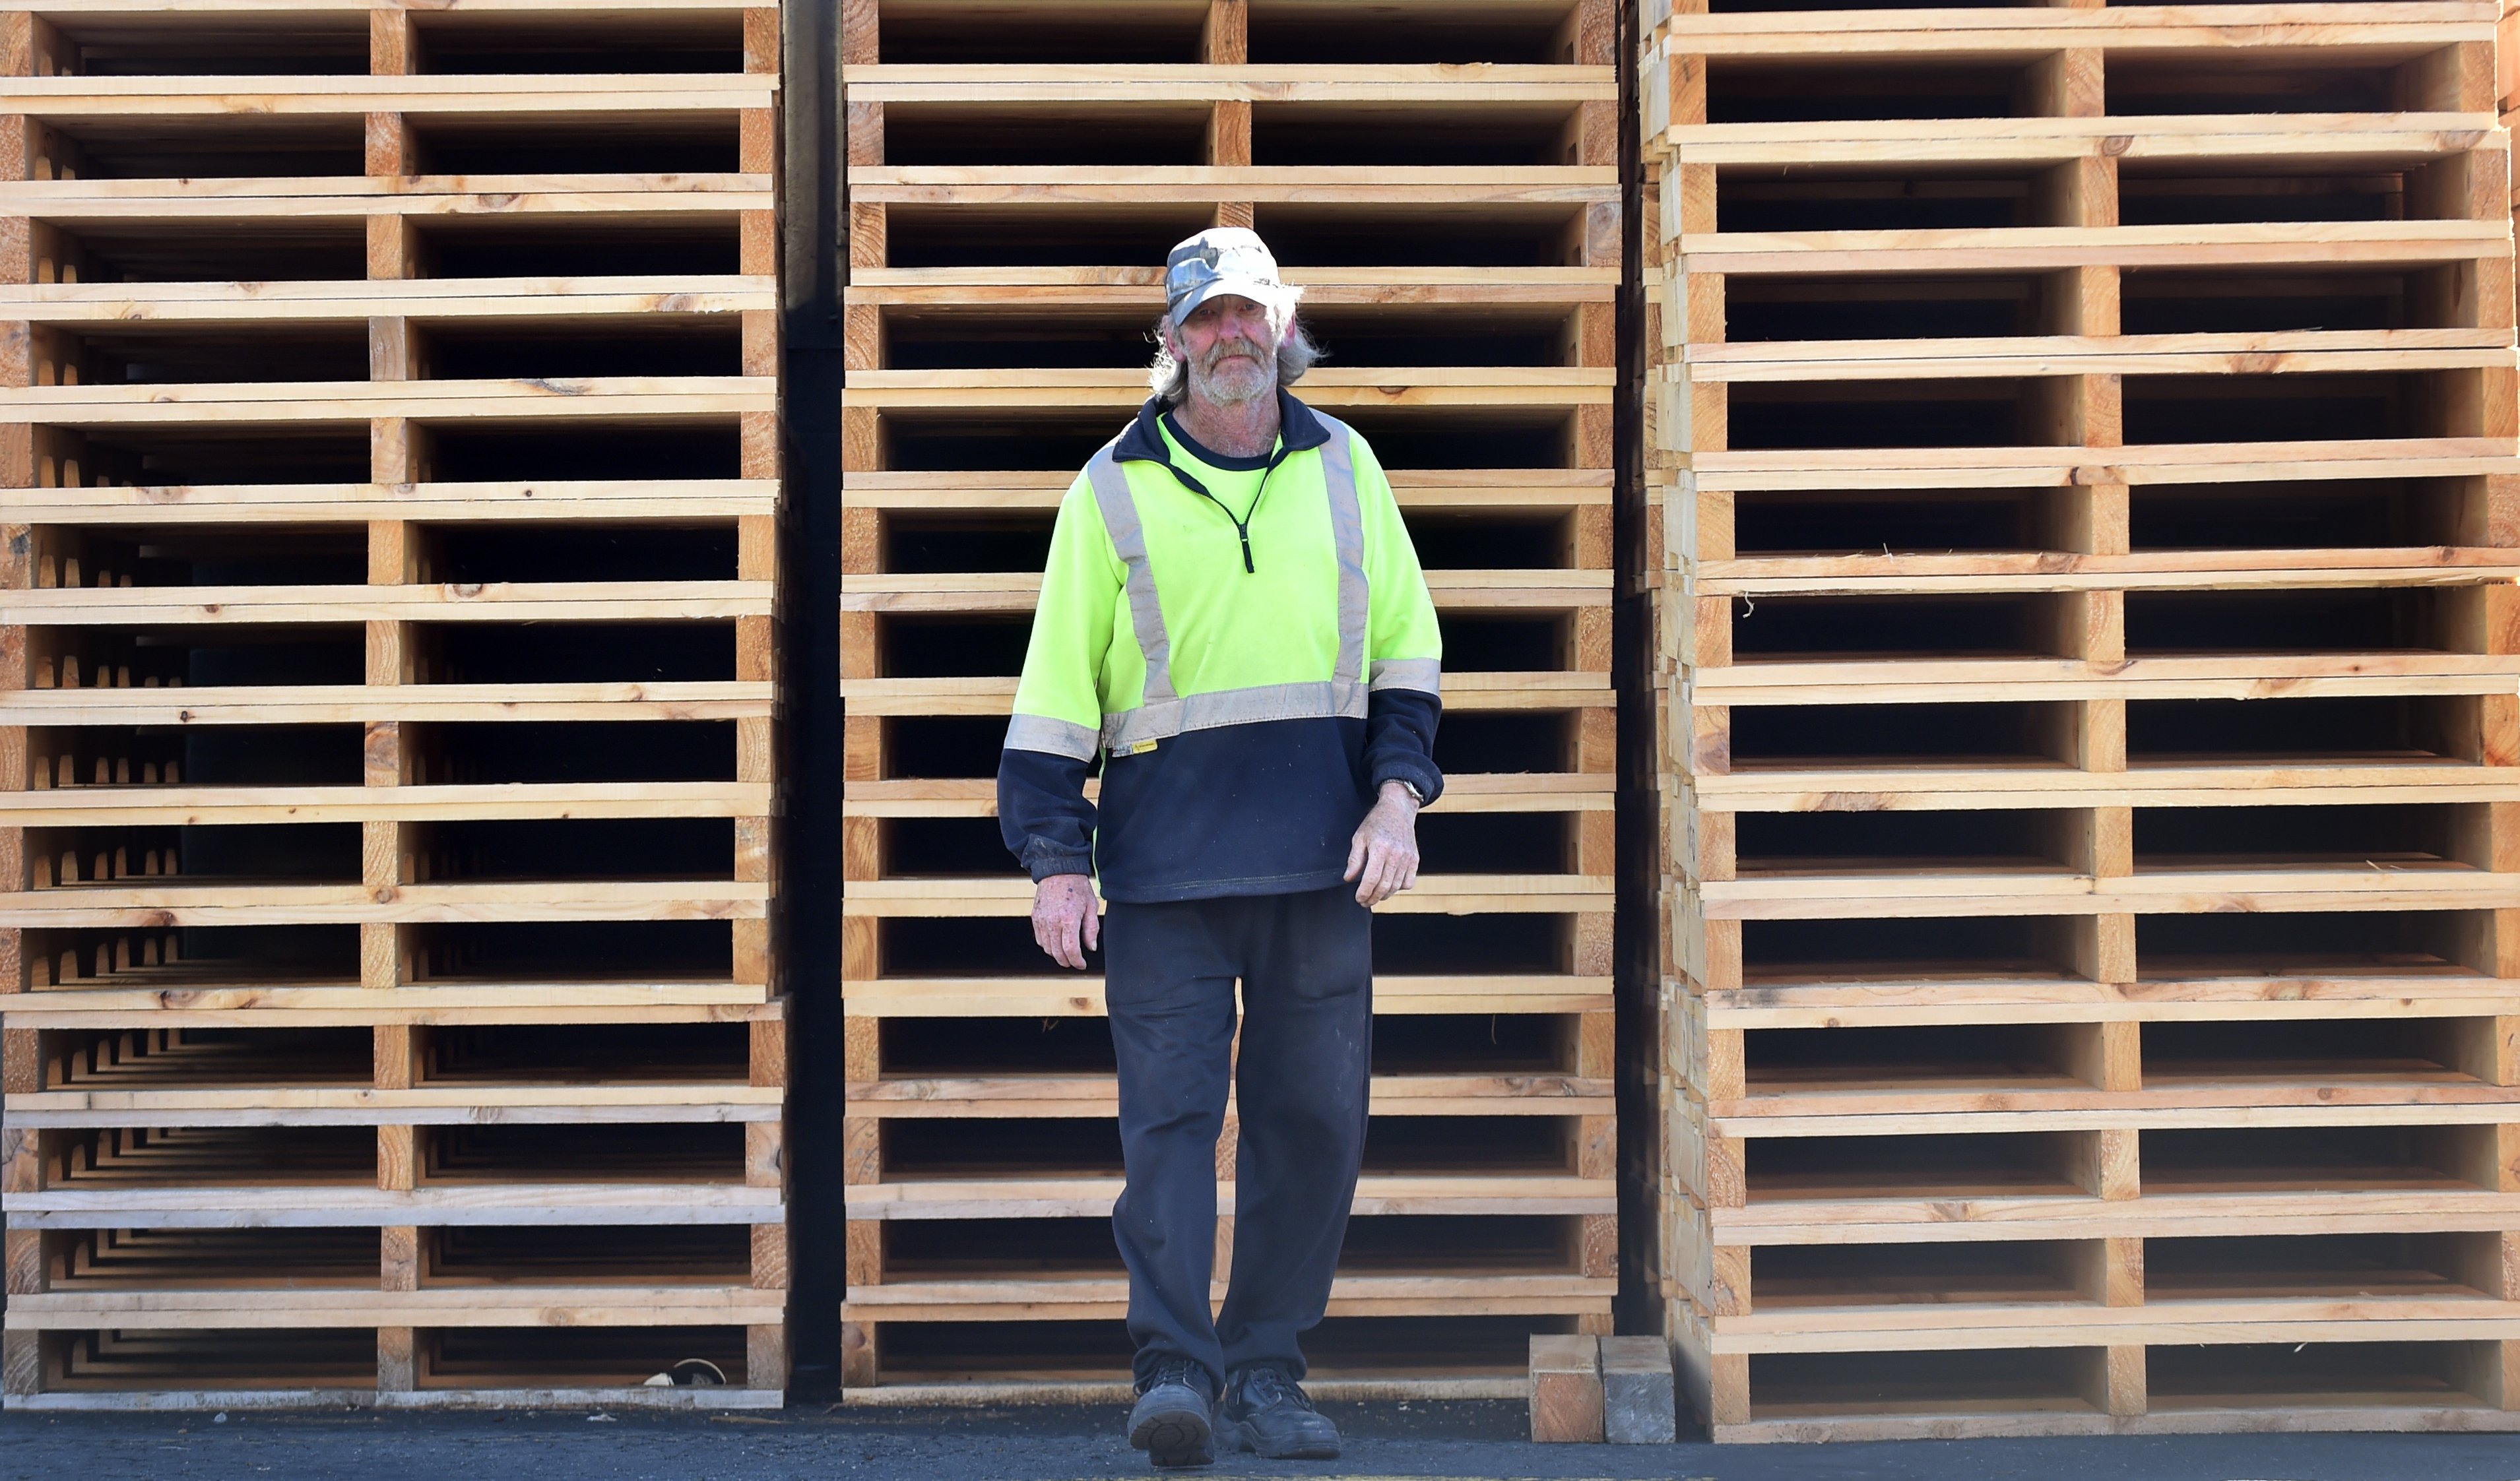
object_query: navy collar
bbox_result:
[1113,389,1330,467]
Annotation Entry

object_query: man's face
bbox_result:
[1173,294,1279,408]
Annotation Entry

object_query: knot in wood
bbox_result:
[1813,792,1890,812]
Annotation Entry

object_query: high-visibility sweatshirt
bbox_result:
[996,391,1444,903]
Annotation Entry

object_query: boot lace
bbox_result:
[1237,1365,1316,1413]
[1143,1356,1210,1399]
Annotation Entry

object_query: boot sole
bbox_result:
[1219,1418,1340,1461]
[1131,1410,1215,1468]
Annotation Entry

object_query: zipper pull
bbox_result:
[1237,527,1254,573]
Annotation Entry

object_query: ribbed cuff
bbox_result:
[1022,846,1095,883]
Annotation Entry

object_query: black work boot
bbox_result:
[1128,1357,1216,1468]
[1218,1364,1341,1460]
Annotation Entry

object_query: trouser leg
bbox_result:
[1214,884,1374,1380]
[1105,897,1240,1393]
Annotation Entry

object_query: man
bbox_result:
[997,228,1443,1468]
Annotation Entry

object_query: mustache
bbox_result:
[1196,334,1273,369]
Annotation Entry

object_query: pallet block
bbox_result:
[1530,1333,1605,1443]
[1601,1335,1677,1444]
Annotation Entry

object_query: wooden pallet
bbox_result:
[835,0,1623,1393]
[0,0,789,1407]
[1640,0,2520,1442]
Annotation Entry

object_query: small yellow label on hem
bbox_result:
[1117,740,1160,756]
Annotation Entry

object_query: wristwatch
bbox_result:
[1391,779,1426,805]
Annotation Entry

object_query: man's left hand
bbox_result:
[1345,780,1422,907]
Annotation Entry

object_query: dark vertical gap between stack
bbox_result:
[782,0,846,1390]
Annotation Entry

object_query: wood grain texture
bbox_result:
[1529,1334,1604,1443]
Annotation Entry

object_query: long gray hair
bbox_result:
[1146,301,1324,404]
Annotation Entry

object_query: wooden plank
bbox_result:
[846,265,1617,303]
[0,277,774,323]
[841,1072,1610,1118]
[839,975,1612,1018]
[843,466,1611,513]
[1677,339,2519,385]
[1704,977,2520,1030]
[1713,1190,2520,1244]
[0,177,773,220]
[839,874,1612,918]
[0,75,775,113]
[0,375,774,425]
[0,479,777,525]
[0,878,770,928]
[1656,6,2494,50]
[839,674,1609,716]
[0,682,772,726]
[7,1087,785,1126]
[847,165,1619,206]
[1,992,783,1028]
[1662,115,2506,170]
[1,782,772,827]
[1676,221,2511,278]
[7,1287,785,1327]
[841,65,1615,104]
[845,569,1608,613]
[6,1183,787,1225]
[843,1174,1617,1220]
[843,1274,1612,1321]
[1695,763,2520,812]
[11,580,771,625]
[839,365,1611,410]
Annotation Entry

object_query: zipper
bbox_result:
[1161,444,1290,575]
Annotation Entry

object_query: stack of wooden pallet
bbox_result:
[836,0,1623,1397]
[1643,0,2520,1441]
[0,0,789,1406]
[2505,0,2519,230]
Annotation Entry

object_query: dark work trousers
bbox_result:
[1103,883,1373,1394]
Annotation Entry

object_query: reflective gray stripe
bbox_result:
[1086,419,1378,753]
[1103,678,1367,751]
[1004,712,1101,760]
[1369,657,1441,694]
[1086,443,1175,705]
[1314,412,1370,691]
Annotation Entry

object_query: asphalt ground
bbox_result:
[4,1401,2519,1480]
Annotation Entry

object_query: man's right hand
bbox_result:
[1031,873,1100,970]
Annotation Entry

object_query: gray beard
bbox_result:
[1188,346,1274,406]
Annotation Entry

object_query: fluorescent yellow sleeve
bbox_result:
[1353,434,1442,691]
[1007,470,1125,759]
